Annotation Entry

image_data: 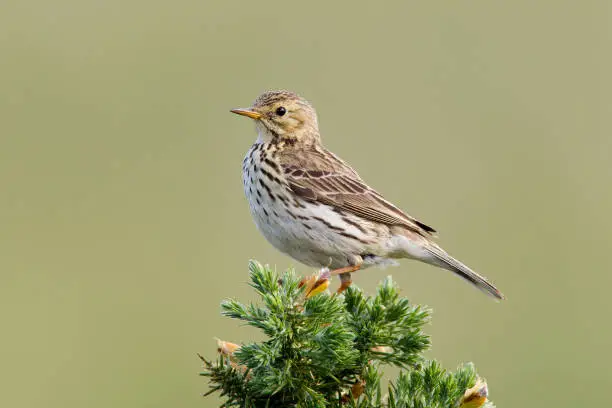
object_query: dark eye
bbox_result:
[275,106,286,116]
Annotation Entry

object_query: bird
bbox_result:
[231,90,504,300]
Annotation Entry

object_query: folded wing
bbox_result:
[280,147,436,238]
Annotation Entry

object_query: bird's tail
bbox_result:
[423,244,505,300]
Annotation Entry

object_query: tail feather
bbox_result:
[424,245,505,300]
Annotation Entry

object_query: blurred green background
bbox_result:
[1,0,611,406]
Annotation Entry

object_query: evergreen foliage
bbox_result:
[200,261,495,408]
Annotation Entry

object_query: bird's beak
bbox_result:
[230,108,262,120]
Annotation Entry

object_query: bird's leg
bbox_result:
[337,273,352,293]
[329,264,361,276]
[330,265,361,293]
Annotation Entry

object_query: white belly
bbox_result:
[242,148,381,269]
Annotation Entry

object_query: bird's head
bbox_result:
[231,90,320,144]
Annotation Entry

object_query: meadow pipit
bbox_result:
[231,90,504,299]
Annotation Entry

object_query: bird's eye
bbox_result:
[275,106,286,116]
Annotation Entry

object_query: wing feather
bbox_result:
[280,148,436,237]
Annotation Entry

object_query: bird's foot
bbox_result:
[336,276,352,294]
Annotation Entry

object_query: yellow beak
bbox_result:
[230,108,262,120]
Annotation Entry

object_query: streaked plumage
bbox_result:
[233,90,504,299]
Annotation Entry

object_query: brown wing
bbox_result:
[279,147,436,237]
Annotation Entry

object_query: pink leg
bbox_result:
[331,265,361,293]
